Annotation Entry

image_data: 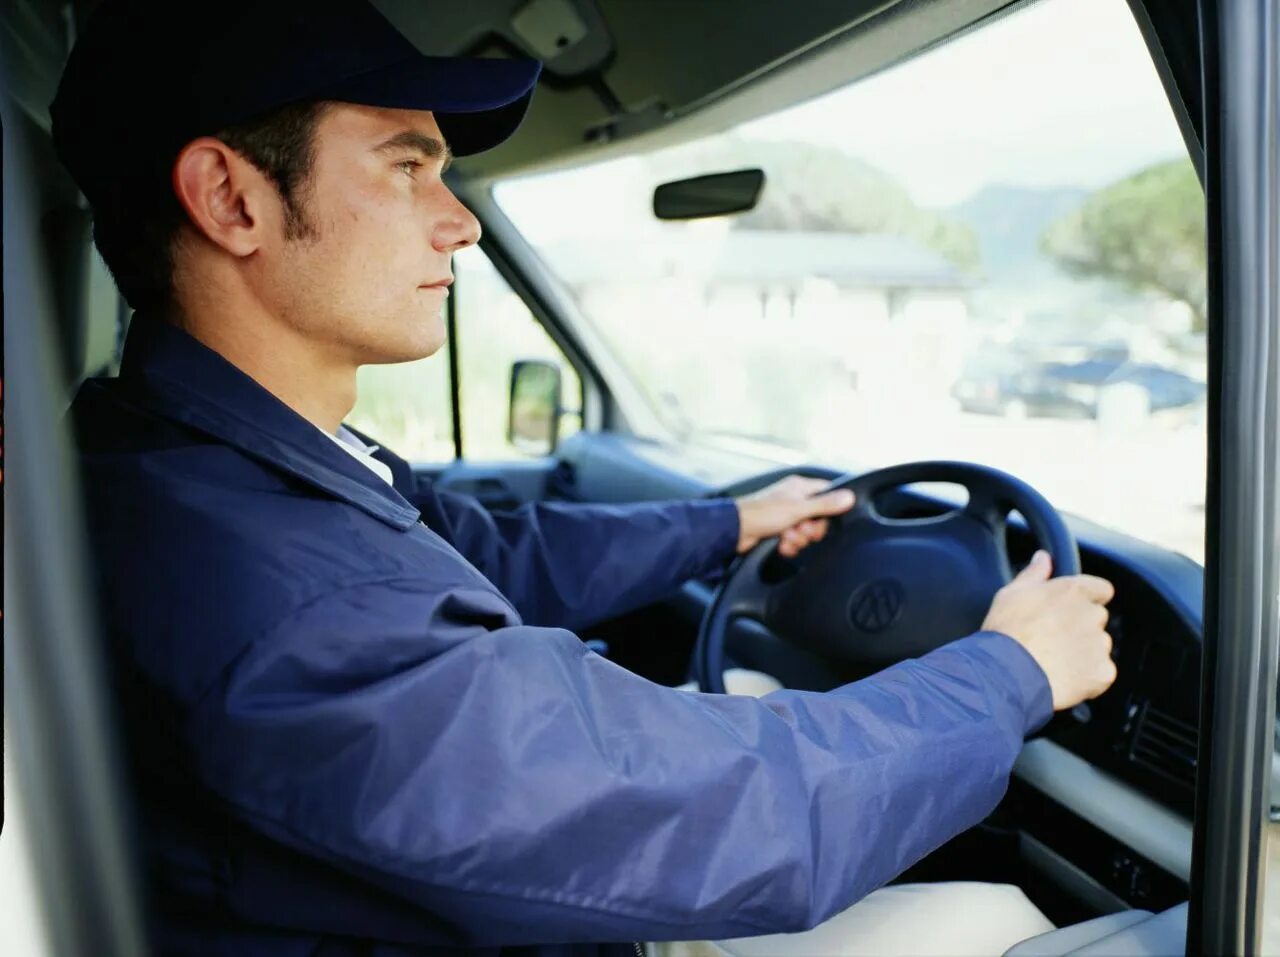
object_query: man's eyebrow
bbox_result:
[372,130,454,171]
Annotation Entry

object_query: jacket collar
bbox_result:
[117,313,422,531]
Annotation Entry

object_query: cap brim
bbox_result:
[316,55,541,156]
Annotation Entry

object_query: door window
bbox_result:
[348,245,581,462]
[348,347,455,463]
[453,244,582,460]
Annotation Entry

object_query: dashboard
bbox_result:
[1033,545,1201,819]
[1003,527,1201,915]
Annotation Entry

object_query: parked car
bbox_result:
[955,357,1207,419]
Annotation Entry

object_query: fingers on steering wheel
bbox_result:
[1054,573,1116,605]
[779,516,833,557]
[794,476,830,496]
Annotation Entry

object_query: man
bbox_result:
[53,1,1117,954]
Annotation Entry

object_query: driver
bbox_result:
[53,1,1117,954]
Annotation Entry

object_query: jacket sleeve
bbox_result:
[418,487,742,630]
[186,576,1053,947]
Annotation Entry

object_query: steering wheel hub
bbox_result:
[847,578,905,633]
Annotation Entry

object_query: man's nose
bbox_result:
[431,186,482,253]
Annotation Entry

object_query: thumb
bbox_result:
[803,488,856,519]
[1015,549,1052,583]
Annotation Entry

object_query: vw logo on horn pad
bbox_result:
[847,579,905,633]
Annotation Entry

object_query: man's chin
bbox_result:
[361,322,447,365]
[405,334,448,362]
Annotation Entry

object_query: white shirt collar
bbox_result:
[316,423,396,488]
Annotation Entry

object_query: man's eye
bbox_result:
[396,159,423,177]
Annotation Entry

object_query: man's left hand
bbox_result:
[734,476,857,558]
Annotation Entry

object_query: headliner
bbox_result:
[5,0,1016,184]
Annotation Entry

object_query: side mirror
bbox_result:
[508,359,563,456]
[652,168,766,221]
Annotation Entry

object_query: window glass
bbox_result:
[494,0,1207,563]
[454,244,582,460]
[348,340,456,464]
[348,245,582,463]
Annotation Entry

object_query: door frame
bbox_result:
[1187,0,1280,952]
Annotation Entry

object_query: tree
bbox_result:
[1041,159,1206,332]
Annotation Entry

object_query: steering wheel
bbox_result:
[693,461,1080,694]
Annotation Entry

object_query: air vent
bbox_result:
[1130,704,1198,789]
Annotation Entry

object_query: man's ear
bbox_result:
[172,137,277,257]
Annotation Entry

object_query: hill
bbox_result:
[946,184,1088,284]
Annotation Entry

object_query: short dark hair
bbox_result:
[90,99,332,311]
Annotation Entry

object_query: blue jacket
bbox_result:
[71,315,1053,955]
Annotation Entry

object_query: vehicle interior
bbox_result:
[0,0,1233,954]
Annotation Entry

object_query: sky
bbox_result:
[738,0,1188,207]
[498,0,1191,238]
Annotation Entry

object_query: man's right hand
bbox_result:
[981,549,1118,711]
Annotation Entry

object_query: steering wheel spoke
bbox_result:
[723,585,770,625]
[962,483,1003,527]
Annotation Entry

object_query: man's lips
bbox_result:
[419,277,454,289]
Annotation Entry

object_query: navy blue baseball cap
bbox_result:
[50,0,541,205]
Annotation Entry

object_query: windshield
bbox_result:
[494,0,1207,564]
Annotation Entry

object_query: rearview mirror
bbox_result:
[652,168,765,221]
[508,359,563,456]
